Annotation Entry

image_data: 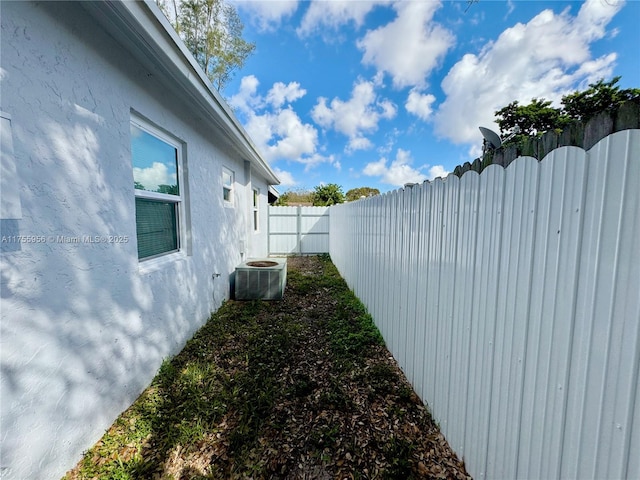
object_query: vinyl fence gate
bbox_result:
[268,206,329,255]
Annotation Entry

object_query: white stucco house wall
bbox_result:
[0,2,279,478]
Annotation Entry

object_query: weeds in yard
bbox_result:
[64,255,469,480]
[384,436,416,479]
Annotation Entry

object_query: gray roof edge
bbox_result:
[85,0,280,185]
[268,185,280,198]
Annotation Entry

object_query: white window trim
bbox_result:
[131,115,186,267]
[252,187,260,232]
[223,166,234,207]
[1,111,22,220]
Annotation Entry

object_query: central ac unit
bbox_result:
[234,258,287,300]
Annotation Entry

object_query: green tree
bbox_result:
[272,189,316,206]
[495,98,571,140]
[493,77,639,147]
[346,187,380,202]
[157,0,255,91]
[312,184,345,206]
[273,192,290,206]
[157,184,179,195]
[561,76,640,122]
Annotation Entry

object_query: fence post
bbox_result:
[297,205,302,254]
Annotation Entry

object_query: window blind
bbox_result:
[135,198,178,259]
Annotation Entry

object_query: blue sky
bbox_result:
[220,0,639,194]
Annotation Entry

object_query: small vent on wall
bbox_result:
[235,258,287,300]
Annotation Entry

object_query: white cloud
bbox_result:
[428,165,449,180]
[434,0,623,144]
[357,1,455,89]
[246,108,318,162]
[405,89,436,121]
[228,74,263,115]
[379,99,397,118]
[230,77,307,121]
[297,0,393,37]
[266,81,306,108]
[243,111,274,151]
[300,152,338,172]
[233,0,299,31]
[273,167,297,186]
[311,79,397,152]
[363,148,427,186]
[363,149,449,186]
[348,137,373,152]
[133,162,176,192]
[377,127,400,155]
[505,0,516,18]
[468,143,483,160]
[230,76,323,166]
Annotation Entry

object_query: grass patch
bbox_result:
[64,255,469,480]
[66,300,305,479]
[314,258,384,359]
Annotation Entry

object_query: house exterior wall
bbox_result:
[0,3,273,479]
[244,161,271,258]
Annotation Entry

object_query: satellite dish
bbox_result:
[479,126,502,149]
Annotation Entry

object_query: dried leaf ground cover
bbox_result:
[65,255,470,480]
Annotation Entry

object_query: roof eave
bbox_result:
[82,0,280,186]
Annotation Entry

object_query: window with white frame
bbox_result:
[223,167,234,205]
[130,117,184,260]
[252,188,259,231]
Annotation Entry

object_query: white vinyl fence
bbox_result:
[330,130,640,480]
[268,206,329,255]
